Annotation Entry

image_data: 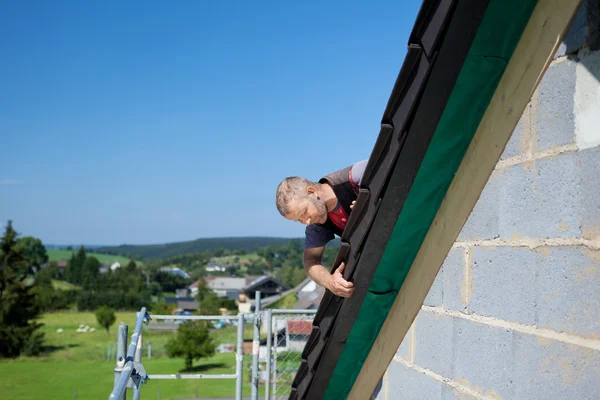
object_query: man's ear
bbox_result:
[306,185,317,196]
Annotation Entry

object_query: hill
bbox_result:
[47,249,138,265]
[96,236,301,261]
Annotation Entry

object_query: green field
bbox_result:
[266,291,297,309]
[0,355,263,400]
[51,279,80,291]
[210,253,266,267]
[47,249,140,265]
[0,311,260,399]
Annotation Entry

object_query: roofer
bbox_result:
[275,160,368,298]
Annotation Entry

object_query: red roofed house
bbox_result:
[287,320,312,351]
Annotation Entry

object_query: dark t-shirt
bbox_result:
[304,160,367,249]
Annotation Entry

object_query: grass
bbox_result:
[0,355,263,400]
[35,311,253,362]
[210,254,266,268]
[266,291,297,309]
[0,311,263,399]
[46,249,141,265]
[51,279,80,291]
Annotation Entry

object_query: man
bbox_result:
[276,159,383,400]
[275,160,367,298]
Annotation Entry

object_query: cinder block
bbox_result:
[441,247,467,312]
[442,386,480,400]
[387,361,443,400]
[452,318,515,399]
[499,152,582,239]
[535,246,600,336]
[535,58,577,151]
[458,170,501,241]
[513,333,600,399]
[414,309,454,378]
[575,50,600,150]
[579,146,600,239]
[470,247,537,325]
[500,106,528,160]
[424,264,443,307]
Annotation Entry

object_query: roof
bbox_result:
[160,266,191,279]
[294,284,325,310]
[206,262,229,267]
[242,275,286,292]
[207,277,247,290]
[287,320,312,335]
[190,276,253,290]
[289,1,493,398]
[189,276,215,289]
[245,275,261,285]
[259,277,323,309]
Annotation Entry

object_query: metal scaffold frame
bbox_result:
[108,291,317,400]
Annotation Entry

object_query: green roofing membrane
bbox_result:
[323,0,538,398]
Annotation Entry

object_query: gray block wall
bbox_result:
[379,6,600,400]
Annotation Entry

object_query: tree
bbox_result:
[165,321,216,370]
[36,261,58,287]
[194,278,213,302]
[32,261,77,312]
[197,292,222,315]
[247,262,267,275]
[82,256,101,289]
[151,298,176,315]
[15,236,48,269]
[64,246,86,285]
[194,278,224,315]
[95,306,116,335]
[125,259,137,273]
[0,220,45,357]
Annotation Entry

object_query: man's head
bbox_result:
[276,177,328,225]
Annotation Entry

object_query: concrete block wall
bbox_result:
[379,5,600,400]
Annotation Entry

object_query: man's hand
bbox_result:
[327,262,354,298]
[350,200,356,209]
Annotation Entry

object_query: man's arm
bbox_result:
[304,246,354,298]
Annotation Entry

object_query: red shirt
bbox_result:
[327,167,360,231]
[328,204,350,231]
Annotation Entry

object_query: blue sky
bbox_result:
[0,0,421,245]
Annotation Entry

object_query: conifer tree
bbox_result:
[0,220,44,357]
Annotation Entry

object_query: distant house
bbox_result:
[110,262,121,271]
[241,275,288,301]
[188,280,202,296]
[205,262,228,273]
[287,320,312,351]
[188,276,247,301]
[160,266,191,279]
[56,260,68,277]
[258,319,312,360]
[293,279,325,310]
[208,277,247,299]
[255,277,325,311]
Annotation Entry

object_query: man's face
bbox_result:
[285,195,328,226]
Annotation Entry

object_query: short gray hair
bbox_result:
[275,176,317,216]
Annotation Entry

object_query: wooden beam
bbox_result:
[348,0,583,398]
